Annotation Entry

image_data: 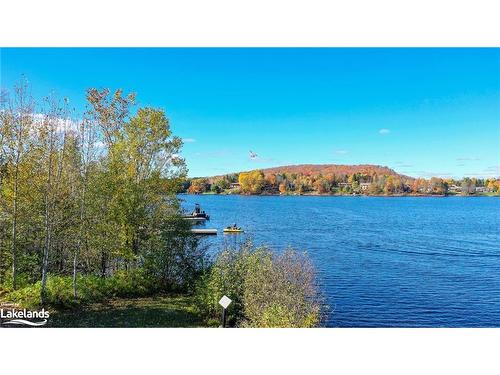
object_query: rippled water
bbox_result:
[180,195,500,327]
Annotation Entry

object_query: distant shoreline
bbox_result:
[180,192,498,198]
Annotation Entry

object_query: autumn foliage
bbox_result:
[238,170,266,194]
[185,164,499,196]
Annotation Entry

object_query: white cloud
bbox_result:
[249,156,274,163]
[378,128,390,135]
[394,161,413,168]
[485,165,500,172]
[334,150,348,155]
[480,165,500,177]
[194,150,231,158]
[31,113,79,134]
[456,156,480,161]
[182,138,196,143]
[417,171,454,178]
[94,140,106,149]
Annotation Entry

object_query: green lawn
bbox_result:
[47,295,208,328]
[1,284,212,328]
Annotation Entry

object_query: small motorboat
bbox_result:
[223,226,244,233]
[182,203,210,220]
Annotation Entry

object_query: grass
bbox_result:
[47,295,209,328]
[0,285,210,328]
[0,273,216,328]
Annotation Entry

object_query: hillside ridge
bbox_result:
[204,163,411,180]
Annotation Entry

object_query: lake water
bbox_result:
[180,195,500,327]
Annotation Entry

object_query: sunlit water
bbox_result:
[180,195,500,327]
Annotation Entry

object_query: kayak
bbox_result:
[223,228,244,233]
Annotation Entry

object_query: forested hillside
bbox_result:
[260,164,403,178]
[185,164,499,196]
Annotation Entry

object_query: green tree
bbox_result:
[0,78,35,289]
[211,178,229,193]
[0,80,196,307]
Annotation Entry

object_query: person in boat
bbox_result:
[194,203,201,214]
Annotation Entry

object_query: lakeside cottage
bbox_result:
[230,182,241,189]
[360,182,371,191]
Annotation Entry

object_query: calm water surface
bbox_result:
[181,195,500,327]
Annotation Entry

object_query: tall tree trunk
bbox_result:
[40,209,51,304]
[41,106,66,305]
[0,228,4,285]
[100,252,107,278]
[41,132,54,305]
[72,250,78,299]
[73,182,86,300]
[40,183,52,304]
[11,162,19,290]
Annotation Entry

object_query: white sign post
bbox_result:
[218,295,232,328]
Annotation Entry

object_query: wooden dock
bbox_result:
[190,229,217,235]
[183,217,207,222]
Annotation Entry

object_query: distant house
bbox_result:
[449,184,461,193]
[360,182,371,191]
[338,182,351,188]
[475,186,488,193]
[229,182,241,189]
[275,174,285,184]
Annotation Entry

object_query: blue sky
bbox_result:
[1,48,499,178]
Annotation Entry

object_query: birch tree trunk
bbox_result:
[10,101,26,291]
[11,163,19,290]
[40,145,53,304]
[73,183,86,300]
[40,104,58,305]
[73,115,94,300]
[4,79,34,291]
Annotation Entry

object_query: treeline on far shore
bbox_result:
[183,170,500,196]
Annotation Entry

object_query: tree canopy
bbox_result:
[0,79,201,304]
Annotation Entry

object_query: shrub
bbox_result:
[46,276,77,308]
[3,269,158,310]
[195,245,251,325]
[0,270,35,292]
[143,216,207,293]
[242,249,321,328]
[104,269,153,298]
[196,242,322,328]
[5,282,42,310]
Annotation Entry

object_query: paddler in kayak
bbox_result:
[224,223,244,233]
